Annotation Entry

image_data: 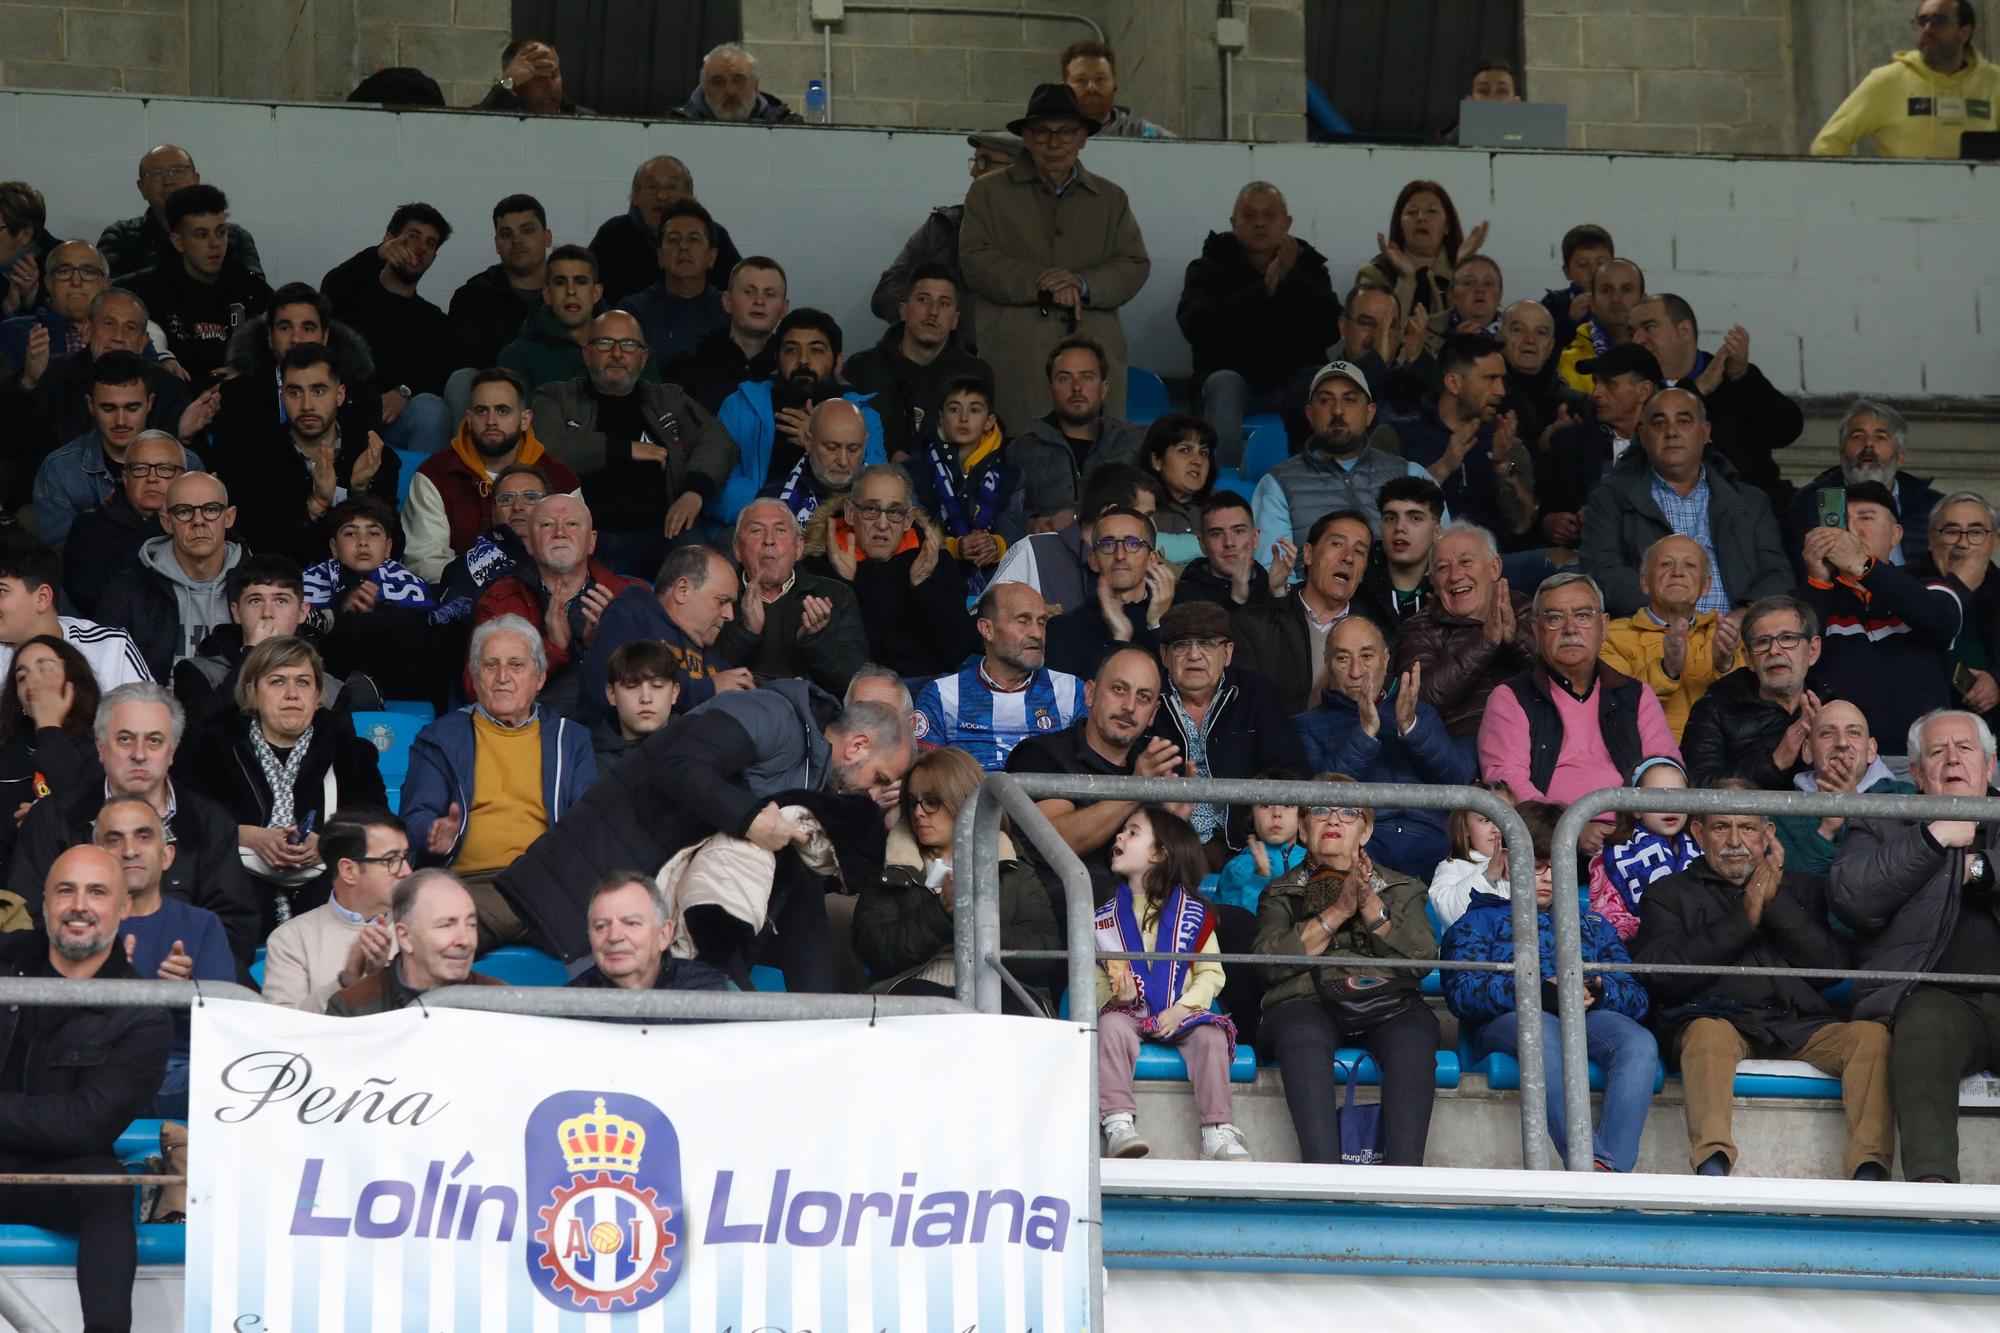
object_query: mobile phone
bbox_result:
[287,811,318,846]
[1816,487,1847,530]
[1955,662,1980,697]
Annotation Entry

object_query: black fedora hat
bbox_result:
[1007,83,1098,136]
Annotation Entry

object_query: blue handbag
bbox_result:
[1337,1059,1385,1165]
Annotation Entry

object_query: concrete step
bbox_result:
[1793,404,2000,498]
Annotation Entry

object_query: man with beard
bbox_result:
[1637,783,1891,1180]
[444,194,551,374]
[1061,40,1173,138]
[917,580,1085,769]
[127,183,270,382]
[1557,257,1646,393]
[618,199,728,372]
[32,349,206,550]
[404,367,580,582]
[718,498,870,697]
[1783,399,1942,576]
[1009,336,1147,530]
[575,544,752,728]
[1536,343,1658,554]
[1683,594,1835,791]
[1234,508,1392,714]
[588,156,743,305]
[1395,333,1534,545]
[672,42,803,125]
[1394,521,1537,759]
[533,310,737,579]
[1498,297,1586,450]
[665,255,790,413]
[1600,534,1743,741]
[1252,361,1431,566]
[716,308,884,523]
[1813,0,2000,157]
[327,870,502,1014]
[843,264,993,461]
[62,429,181,616]
[206,282,384,466]
[762,399,871,524]
[320,203,454,454]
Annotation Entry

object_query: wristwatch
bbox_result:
[1367,907,1390,930]
[497,76,515,92]
[394,383,412,399]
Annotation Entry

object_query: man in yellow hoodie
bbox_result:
[1812,0,2000,158]
[1601,534,1743,741]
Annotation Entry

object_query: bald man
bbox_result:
[97,468,244,679]
[760,398,868,523]
[588,155,743,303]
[98,143,264,285]
[531,310,739,579]
[1600,533,1744,742]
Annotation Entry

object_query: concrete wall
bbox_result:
[4,88,1995,404]
[0,0,192,96]
[309,0,510,110]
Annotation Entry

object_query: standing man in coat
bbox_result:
[960,83,1149,434]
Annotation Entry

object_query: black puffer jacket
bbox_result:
[1145,666,1309,850]
[1176,230,1340,394]
[207,310,384,460]
[1681,667,1836,790]
[444,263,541,374]
[841,324,995,461]
[1830,813,2000,1023]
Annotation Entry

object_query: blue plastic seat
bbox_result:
[381,699,437,722]
[1209,467,1253,505]
[249,950,265,988]
[1243,411,1284,435]
[351,710,427,795]
[0,1123,190,1265]
[1055,989,1256,1081]
[1318,1047,1462,1088]
[394,448,426,507]
[749,964,787,992]
[1461,1033,1666,1094]
[477,945,570,986]
[1242,424,1288,482]
[1126,366,1171,424]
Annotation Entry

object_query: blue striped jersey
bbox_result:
[914,660,1088,770]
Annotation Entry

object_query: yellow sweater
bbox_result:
[1094,887,1225,1013]
[455,713,547,875]
[1812,49,2000,158]
[1600,609,1742,742]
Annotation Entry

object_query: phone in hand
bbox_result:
[1816,487,1847,530]
[287,811,318,846]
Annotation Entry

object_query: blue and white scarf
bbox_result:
[922,436,1002,537]
[773,456,826,525]
[1094,883,1237,1056]
[1602,827,1700,917]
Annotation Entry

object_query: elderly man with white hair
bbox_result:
[1832,707,2000,1183]
[1393,520,1537,759]
[673,42,804,125]
[567,871,732,996]
[1783,398,1943,576]
[400,613,595,952]
[718,497,871,696]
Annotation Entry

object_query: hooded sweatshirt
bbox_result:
[138,535,241,667]
[401,419,580,582]
[1812,47,2000,158]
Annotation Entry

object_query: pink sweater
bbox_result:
[1476,674,1680,806]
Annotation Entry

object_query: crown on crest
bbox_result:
[557,1097,646,1176]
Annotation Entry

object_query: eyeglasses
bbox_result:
[355,849,412,869]
[1747,630,1809,654]
[1306,806,1366,823]
[910,793,947,814]
[126,462,184,481]
[494,489,546,507]
[586,337,645,353]
[853,502,911,523]
[165,501,227,522]
[1164,636,1227,654]
[1091,535,1152,556]
[969,153,1012,172]
[1023,122,1086,142]
[48,264,106,282]
[1913,13,1958,27]
[139,165,195,182]
[1536,608,1600,628]
[1935,525,1993,543]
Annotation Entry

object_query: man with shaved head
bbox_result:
[531,309,738,578]
[1769,699,1915,873]
[588,155,742,304]
[97,469,245,680]
[98,143,264,284]
[761,397,869,523]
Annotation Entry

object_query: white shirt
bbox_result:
[0,617,152,690]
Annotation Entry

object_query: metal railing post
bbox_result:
[951,782,984,1011]
[973,781,1007,1015]
[1548,801,1606,1171]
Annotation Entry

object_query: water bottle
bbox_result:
[806,78,829,124]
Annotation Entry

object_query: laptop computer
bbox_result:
[1458,101,1568,149]
[1961,131,2000,160]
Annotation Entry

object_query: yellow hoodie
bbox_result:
[1811,48,2000,158]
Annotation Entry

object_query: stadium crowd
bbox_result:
[2,12,2000,1325]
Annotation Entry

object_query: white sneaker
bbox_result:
[1201,1123,1251,1162]
[1102,1114,1149,1158]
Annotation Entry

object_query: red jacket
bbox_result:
[470,559,644,679]
[403,422,582,582]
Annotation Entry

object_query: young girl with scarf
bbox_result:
[1588,756,1701,941]
[1095,805,1250,1162]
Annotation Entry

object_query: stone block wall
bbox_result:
[312,0,510,108]
[0,0,191,96]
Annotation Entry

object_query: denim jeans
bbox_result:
[152,1051,190,1119]
[1198,370,1285,468]
[1478,1007,1659,1171]
[382,391,453,455]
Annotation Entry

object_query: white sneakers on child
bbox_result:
[1201,1123,1252,1162]
[1101,1114,1149,1158]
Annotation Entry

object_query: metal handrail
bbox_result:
[1549,786,2000,1173]
[422,985,970,1020]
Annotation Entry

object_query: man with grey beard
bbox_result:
[0,843,170,1332]
[1783,398,1942,574]
[672,42,803,124]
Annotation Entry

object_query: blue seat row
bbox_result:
[1458,1033,1842,1099]
[0,1120,187,1264]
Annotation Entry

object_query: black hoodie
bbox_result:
[128,254,272,380]
[1175,229,1342,393]
[841,323,994,461]
[445,263,542,374]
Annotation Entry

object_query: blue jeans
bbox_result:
[382,391,453,455]
[1478,1007,1659,1171]
[1198,371,1285,468]
[153,1051,190,1119]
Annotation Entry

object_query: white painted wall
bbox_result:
[4,89,1996,399]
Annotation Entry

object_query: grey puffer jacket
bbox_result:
[1007,414,1148,520]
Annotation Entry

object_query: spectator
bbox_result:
[915,581,1085,769]
[569,872,732,994]
[1214,778,1310,912]
[1007,336,1148,530]
[1179,491,1287,612]
[1005,646,1181,907]
[844,264,992,463]
[401,615,596,950]
[1556,257,1646,393]
[1446,255,1504,337]
[126,184,270,381]
[618,199,728,370]
[0,239,110,380]
[905,374,1025,586]
[715,308,886,524]
[1920,491,2000,716]
[259,809,410,1013]
[1478,572,1679,854]
[988,459,1157,615]
[326,870,501,1015]
[1297,615,1474,878]
[470,494,640,710]
[1250,361,1432,565]
[0,843,169,1333]
[854,746,1059,1010]
[309,494,451,703]
[10,681,256,956]
[62,429,179,617]
[719,499,871,697]
[1437,54,1522,143]
[1540,223,1613,351]
[1233,509,1386,715]
[576,545,749,729]
[961,83,1150,431]
[1628,294,1802,509]
[98,144,264,284]
[532,310,737,578]
[588,156,742,305]
[403,367,580,583]
[1255,775,1440,1165]
[474,37,580,114]
[1579,387,1792,617]
[1639,785,1891,1179]
[1812,0,2000,157]
[1096,807,1250,1162]
[429,461,549,625]
[663,256,789,414]
[1139,413,1216,553]
[497,245,634,395]
[0,635,98,871]
[1771,699,1916,875]
[1830,707,2000,1181]
[1062,38,1173,138]
[803,464,975,679]
[1586,757,1701,941]
[1497,297,1585,452]
[1177,182,1340,463]
[1046,505,1169,677]
[1599,535,1743,741]
[206,282,383,470]
[32,348,207,551]
[1366,473,1447,624]
[319,202,454,455]
[874,133,1023,356]
[1394,333,1533,545]
[96,469,243,682]
[1357,180,1489,358]
[0,181,53,320]
[499,681,912,977]
[1781,400,1942,574]
[1394,521,1537,756]
[1308,282,1436,428]
[590,639,680,765]
[444,193,550,375]
[174,554,381,731]
[1444,798,1658,1172]
[0,538,151,689]
[763,399,870,524]
[674,42,803,124]
[1535,343,1659,554]
[1427,778,1517,931]
[1147,601,1308,864]
[1683,594,1831,790]
[1803,479,1962,778]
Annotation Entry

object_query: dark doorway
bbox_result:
[1305,0,1524,142]
[510,0,742,119]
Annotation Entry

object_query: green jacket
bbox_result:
[1254,860,1436,1012]
[1774,772,1917,876]
[497,303,660,393]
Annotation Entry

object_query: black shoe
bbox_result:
[1852,1162,1889,1182]
[1695,1151,1730,1177]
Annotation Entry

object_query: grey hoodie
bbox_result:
[138,536,242,666]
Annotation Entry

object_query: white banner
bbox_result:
[186,1000,1092,1332]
